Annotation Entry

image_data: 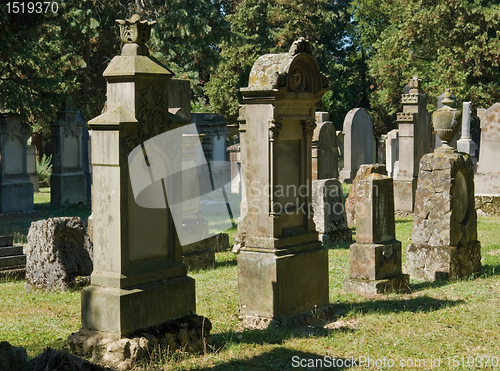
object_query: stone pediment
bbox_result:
[242,38,328,94]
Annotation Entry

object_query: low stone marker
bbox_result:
[0,235,26,278]
[343,166,409,295]
[312,179,351,244]
[26,217,93,290]
[405,91,481,281]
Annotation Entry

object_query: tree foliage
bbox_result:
[352,0,500,132]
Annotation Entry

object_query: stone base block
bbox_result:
[50,173,87,208]
[319,228,352,245]
[349,240,402,280]
[393,178,416,212]
[182,250,215,270]
[0,182,34,214]
[238,243,329,320]
[405,241,481,281]
[343,274,410,295]
[240,304,336,329]
[475,195,500,216]
[81,275,196,335]
[29,174,40,192]
[68,314,211,371]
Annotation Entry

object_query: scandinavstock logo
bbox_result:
[128,124,239,246]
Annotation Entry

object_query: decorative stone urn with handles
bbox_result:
[432,89,461,153]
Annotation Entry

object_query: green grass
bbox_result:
[2,194,500,370]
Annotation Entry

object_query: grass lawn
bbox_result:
[1,189,500,370]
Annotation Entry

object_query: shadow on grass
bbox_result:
[409,279,452,292]
[481,264,500,278]
[335,295,463,316]
[395,218,413,224]
[213,259,237,269]
[197,346,352,370]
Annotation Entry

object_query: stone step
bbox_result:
[0,235,14,247]
[0,255,26,269]
[0,246,24,257]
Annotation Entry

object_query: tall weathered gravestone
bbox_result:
[50,99,88,208]
[312,111,338,181]
[393,76,430,212]
[385,129,399,178]
[475,103,500,215]
[339,108,374,183]
[69,14,197,347]
[405,91,481,281]
[0,113,34,213]
[343,165,409,294]
[237,38,330,327]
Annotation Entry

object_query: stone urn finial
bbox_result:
[116,14,156,56]
[433,89,461,154]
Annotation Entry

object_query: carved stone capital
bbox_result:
[302,119,316,138]
[268,119,283,140]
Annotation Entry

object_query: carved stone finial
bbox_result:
[116,14,156,56]
[408,75,422,88]
[289,37,312,56]
[441,88,456,108]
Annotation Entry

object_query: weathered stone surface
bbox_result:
[343,274,410,295]
[26,217,93,291]
[475,195,500,216]
[349,241,402,280]
[0,341,31,371]
[312,178,351,244]
[345,164,387,227]
[339,108,374,183]
[406,241,481,281]
[312,112,338,181]
[406,152,481,280]
[68,314,211,370]
[385,129,399,177]
[476,103,500,196]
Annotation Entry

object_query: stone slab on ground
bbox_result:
[343,275,410,295]
[68,314,211,371]
[0,235,13,247]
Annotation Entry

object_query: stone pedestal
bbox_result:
[75,15,196,338]
[50,103,88,208]
[405,152,481,281]
[237,38,330,326]
[0,113,34,213]
[0,235,26,275]
[394,77,430,212]
[343,168,409,295]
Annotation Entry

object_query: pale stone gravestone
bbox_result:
[343,169,409,294]
[237,38,331,327]
[336,130,344,172]
[0,112,34,213]
[406,91,481,281]
[68,16,208,368]
[377,134,387,165]
[50,99,88,208]
[385,129,399,178]
[475,103,500,215]
[227,143,241,193]
[26,217,93,291]
[339,108,374,183]
[27,144,39,192]
[312,179,351,244]
[394,76,430,212]
[312,111,338,181]
[345,164,387,228]
[0,235,26,276]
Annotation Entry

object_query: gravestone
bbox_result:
[377,134,387,165]
[406,92,481,281]
[336,131,344,172]
[0,235,26,277]
[475,103,500,215]
[50,99,88,208]
[385,129,399,178]
[82,124,91,205]
[345,164,387,227]
[312,112,338,181]
[70,15,198,350]
[343,168,409,294]
[227,143,241,193]
[0,112,34,213]
[26,217,93,291]
[312,179,351,244]
[27,144,39,192]
[237,38,331,327]
[339,108,374,183]
[394,76,430,212]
